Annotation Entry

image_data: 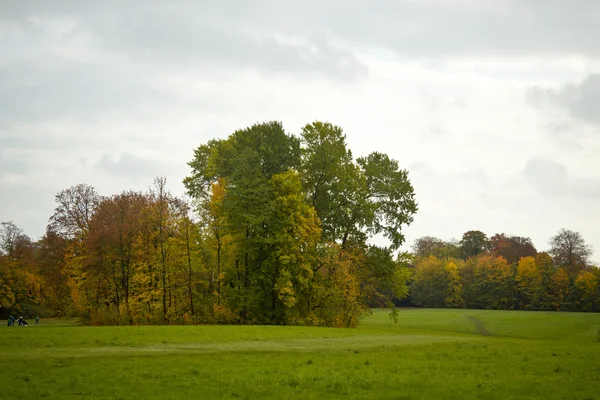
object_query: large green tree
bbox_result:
[459,230,491,259]
[184,120,417,326]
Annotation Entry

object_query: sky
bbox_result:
[1,0,599,261]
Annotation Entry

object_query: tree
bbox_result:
[572,269,600,312]
[548,229,593,280]
[0,222,44,317]
[299,121,366,247]
[49,184,100,240]
[549,267,570,310]
[515,256,541,310]
[260,170,321,323]
[86,190,149,324]
[461,255,513,309]
[459,230,491,259]
[357,151,418,251]
[37,229,71,315]
[299,122,417,251]
[411,236,461,259]
[490,234,537,265]
[183,120,415,326]
[151,177,173,322]
[534,252,554,310]
[410,256,463,308]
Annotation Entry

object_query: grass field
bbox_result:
[1,309,599,399]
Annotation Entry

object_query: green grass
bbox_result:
[1,309,599,399]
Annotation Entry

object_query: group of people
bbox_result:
[6,315,39,327]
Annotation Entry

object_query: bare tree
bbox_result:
[151,176,172,322]
[49,184,100,239]
[0,221,29,257]
[548,228,593,279]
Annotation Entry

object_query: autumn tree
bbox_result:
[549,267,570,310]
[37,229,71,315]
[461,254,514,309]
[534,252,555,310]
[490,234,537,265]
[515,256,541,310]
[570,269,599,312]
[49,184,100,240]
[0,222,44,317]
[86,190,149,324]
[411,255,463,308]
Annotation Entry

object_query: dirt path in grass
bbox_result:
[466,316,493,336]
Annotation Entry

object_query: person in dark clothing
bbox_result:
[35,316,40,324]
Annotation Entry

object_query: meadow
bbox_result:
[1,309,599,399]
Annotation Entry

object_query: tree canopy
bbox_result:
[182,120,418,326]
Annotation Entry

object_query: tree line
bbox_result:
[408,230,599,312]
[0,121,418,327]
[2,120,598,326]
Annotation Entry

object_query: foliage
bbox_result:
[491,234,538,265]
[459,230,492,259]
[408,229,598,313]
[2,120,416,326]
[461,255,514,309]
[410,256,463,308]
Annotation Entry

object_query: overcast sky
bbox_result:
[1,0,599,261]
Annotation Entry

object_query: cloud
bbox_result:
[1,1,368,82]
[100,7,368,81]
[2,0,600,259]
[529,74,600,127]
[523,156,600,199]
[4,1,600,65]
[95,153,184,181]
[0,60,169,125]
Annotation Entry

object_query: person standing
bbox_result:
[35,316,40,324]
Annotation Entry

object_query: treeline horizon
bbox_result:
[1,121,598,324]
[407,230,599,312]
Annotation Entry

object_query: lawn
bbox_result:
[1,309,599,399]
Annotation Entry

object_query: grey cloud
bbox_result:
[185,0,600,58]
[96,153,186,182]
[523,156,600,199]
[0,158,32,175]
[529,74,600,127]
[2,1,367,81]
[0,60,167,125]
[4,0,599,68]
[99,7,367,81]
[261,0,600,57]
